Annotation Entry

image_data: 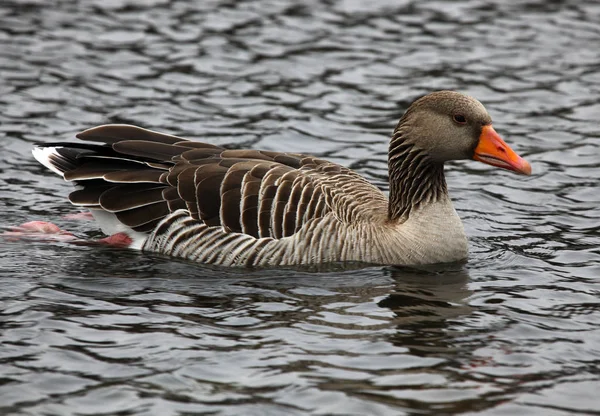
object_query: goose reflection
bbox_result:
[39,243,473,361]
[379,265,472,356]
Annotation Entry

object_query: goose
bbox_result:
[32,91,531,267]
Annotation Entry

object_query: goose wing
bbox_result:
[37,124,387,238]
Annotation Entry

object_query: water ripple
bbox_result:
[1,0,600,414]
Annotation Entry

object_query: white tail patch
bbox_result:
[32,146,66,177]
[89,209,147,250]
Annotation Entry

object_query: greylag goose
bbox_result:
[32,91,531,267]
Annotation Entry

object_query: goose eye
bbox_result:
[453,114,467,125]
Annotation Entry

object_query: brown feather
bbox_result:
[180,148,223,162]
[284,180,303,234]
[203,215,221,227]
[145,161,172,170]
[272,178,293,238]
[283,209,297,237]
[175,141,221,150]
[273,154,303,168]
[221,169,247,194]
[196,171,226,220]
[304,187,321,221]
[175,167,198,203]
[103,170,163,183]
[162,187,180,201]
[77,124,186,145]
[240,176,261,236]
[218,158,251,169]
[241,206,259,238]
[115,201,170,227]
[113,140,191,161]
[68,185,113,206]
[100,186,166,212]
[272,201,287,239]
[63,160,140,181]
[221,149,275,161]
[249,163,276,179]
[131,220,161,233]
[242,178,261,199]
[167,199,188,212]
[165,164,189,186]
[297,183,317,226]
[258,197,274,238]
[220,188,242,233]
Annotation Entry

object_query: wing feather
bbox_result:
[115,201,170,228]
[37,124,388,242]
[103,169,164,183]
[113,141,192,161]
[100,186,167,212]
[64,160,141,181]
[77,124,188,145]
[69,184,113,207]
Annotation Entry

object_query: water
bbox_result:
[1,0,600,414]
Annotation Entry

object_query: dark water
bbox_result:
[1,0,600,414]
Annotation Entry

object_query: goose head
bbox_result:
[395,90,531,175]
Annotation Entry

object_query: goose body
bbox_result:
[32,91,530,267]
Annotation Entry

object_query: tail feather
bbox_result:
[32,146,78,177]
[31,125,221,245]
[32,134,181,240]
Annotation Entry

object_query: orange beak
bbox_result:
[473,125,531,175]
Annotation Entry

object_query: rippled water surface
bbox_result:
[1,0,600,414]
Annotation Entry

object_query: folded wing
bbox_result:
[36,124,352,239]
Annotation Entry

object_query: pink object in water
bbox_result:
[3,221,76,242]
[4,221,135,248]
[98,232,133,248]
[9,221,74,236]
